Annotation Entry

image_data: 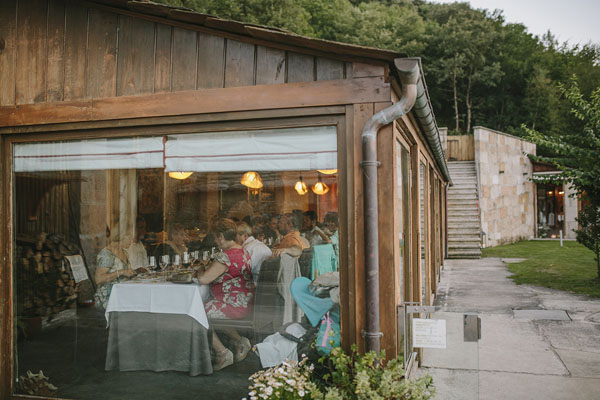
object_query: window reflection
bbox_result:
[13,127,339,399]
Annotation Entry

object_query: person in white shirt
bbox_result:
[236,222,272,285]
[126,216,149,272]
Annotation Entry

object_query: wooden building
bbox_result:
[0,1,450,398]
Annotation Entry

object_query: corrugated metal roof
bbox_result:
[88,0,404,63]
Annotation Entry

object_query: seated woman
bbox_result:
[94,230,137,309]
[153,223,188,265]
[196,218,254,371]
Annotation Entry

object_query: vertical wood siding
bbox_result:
[0,0,359,107]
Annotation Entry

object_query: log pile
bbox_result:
[16,232,89,318]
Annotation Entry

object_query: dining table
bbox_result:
[104,275,214,376]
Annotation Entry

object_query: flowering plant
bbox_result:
[247,358,317,400]
[247,346,434,400]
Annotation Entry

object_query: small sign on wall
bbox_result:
[412,318,446,349]
[65,255,89,283]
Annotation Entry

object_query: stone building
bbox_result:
[444,126,577,257]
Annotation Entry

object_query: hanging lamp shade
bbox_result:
[312,176,329,195]
[317,169,338,175]
[168,172,193,180]
[294,176,308,195]
[241,171,263,189]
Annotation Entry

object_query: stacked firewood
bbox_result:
[16,232,85,318]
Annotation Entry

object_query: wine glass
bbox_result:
[149,256,156,272]
[201,251,210,269]
[159,255,169,270]
[174,254,181,270]
[183,252,190,269]
[193,250,200,265]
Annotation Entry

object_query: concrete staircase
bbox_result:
[447,161,482,259]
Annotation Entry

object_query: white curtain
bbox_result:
[165,126,337,172]
[13,137,164,172]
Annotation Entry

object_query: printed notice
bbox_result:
[412,318,446,349]
[65,255,89,283]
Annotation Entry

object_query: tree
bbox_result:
[420,2,503,133]
[524,79,600,277]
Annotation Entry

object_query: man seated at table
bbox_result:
[196,218,254,371]
[262,214,280,245]
[236,222,272,285]
[302,210,332,246]
[272,213,309,257]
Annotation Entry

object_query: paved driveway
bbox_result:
[418,258,600,400]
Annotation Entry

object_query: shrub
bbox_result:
[247,345,435,400]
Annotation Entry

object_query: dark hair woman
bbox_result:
[196,218,254,370]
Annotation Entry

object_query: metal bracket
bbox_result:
[359,160,381,168]
[361,329,384,338]
[406,305,437,314]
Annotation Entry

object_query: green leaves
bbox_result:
[524,78,600,276]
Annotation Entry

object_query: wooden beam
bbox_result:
[0,135,11,399]
[0,76,389,128]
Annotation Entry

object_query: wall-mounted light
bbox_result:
[294,176,308,195]
[558,191,564,195]
[241,171,263,189]
[317,169,338,175]
[168,172,193,180]
[312,175,329,195]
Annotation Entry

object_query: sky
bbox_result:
[430,0,600,46]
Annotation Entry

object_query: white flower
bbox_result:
[265,386,273,396]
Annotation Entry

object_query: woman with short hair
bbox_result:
[197,218,255,370]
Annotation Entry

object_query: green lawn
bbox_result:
[482,240,600,298]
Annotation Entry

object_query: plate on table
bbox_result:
[168,272,193,284]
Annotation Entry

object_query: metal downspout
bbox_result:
[361,58,420,353]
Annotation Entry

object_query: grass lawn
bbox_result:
[482,240,600,298]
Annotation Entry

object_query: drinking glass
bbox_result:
[202,251,210,268]
[159,255,169,270]
[174,254,181,269]
[149,256,156,270]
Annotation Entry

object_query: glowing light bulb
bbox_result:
[240,171,263,189]
[294,176,308,195]
[312,176,329,195]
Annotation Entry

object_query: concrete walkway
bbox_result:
[418,258,600,400]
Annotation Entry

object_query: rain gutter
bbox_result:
[361,58,452,354]
[361,58,420,354]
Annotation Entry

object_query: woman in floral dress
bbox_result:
[197,218,255,370]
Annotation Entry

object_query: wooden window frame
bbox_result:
[0,107,350,399]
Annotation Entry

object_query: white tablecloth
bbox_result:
[105,282,211,329]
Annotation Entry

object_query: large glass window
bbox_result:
[12,126,339,399]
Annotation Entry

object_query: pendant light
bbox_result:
[317,169,338,175]
[168,172,193,180]
[241,171,263,189]
[294,176,308,195]
[312,175,329,195]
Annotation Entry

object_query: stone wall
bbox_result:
[474,127,536,247]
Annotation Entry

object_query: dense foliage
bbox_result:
[247,346,435,399]
[156,0,600,137]
[524,81,600,276]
